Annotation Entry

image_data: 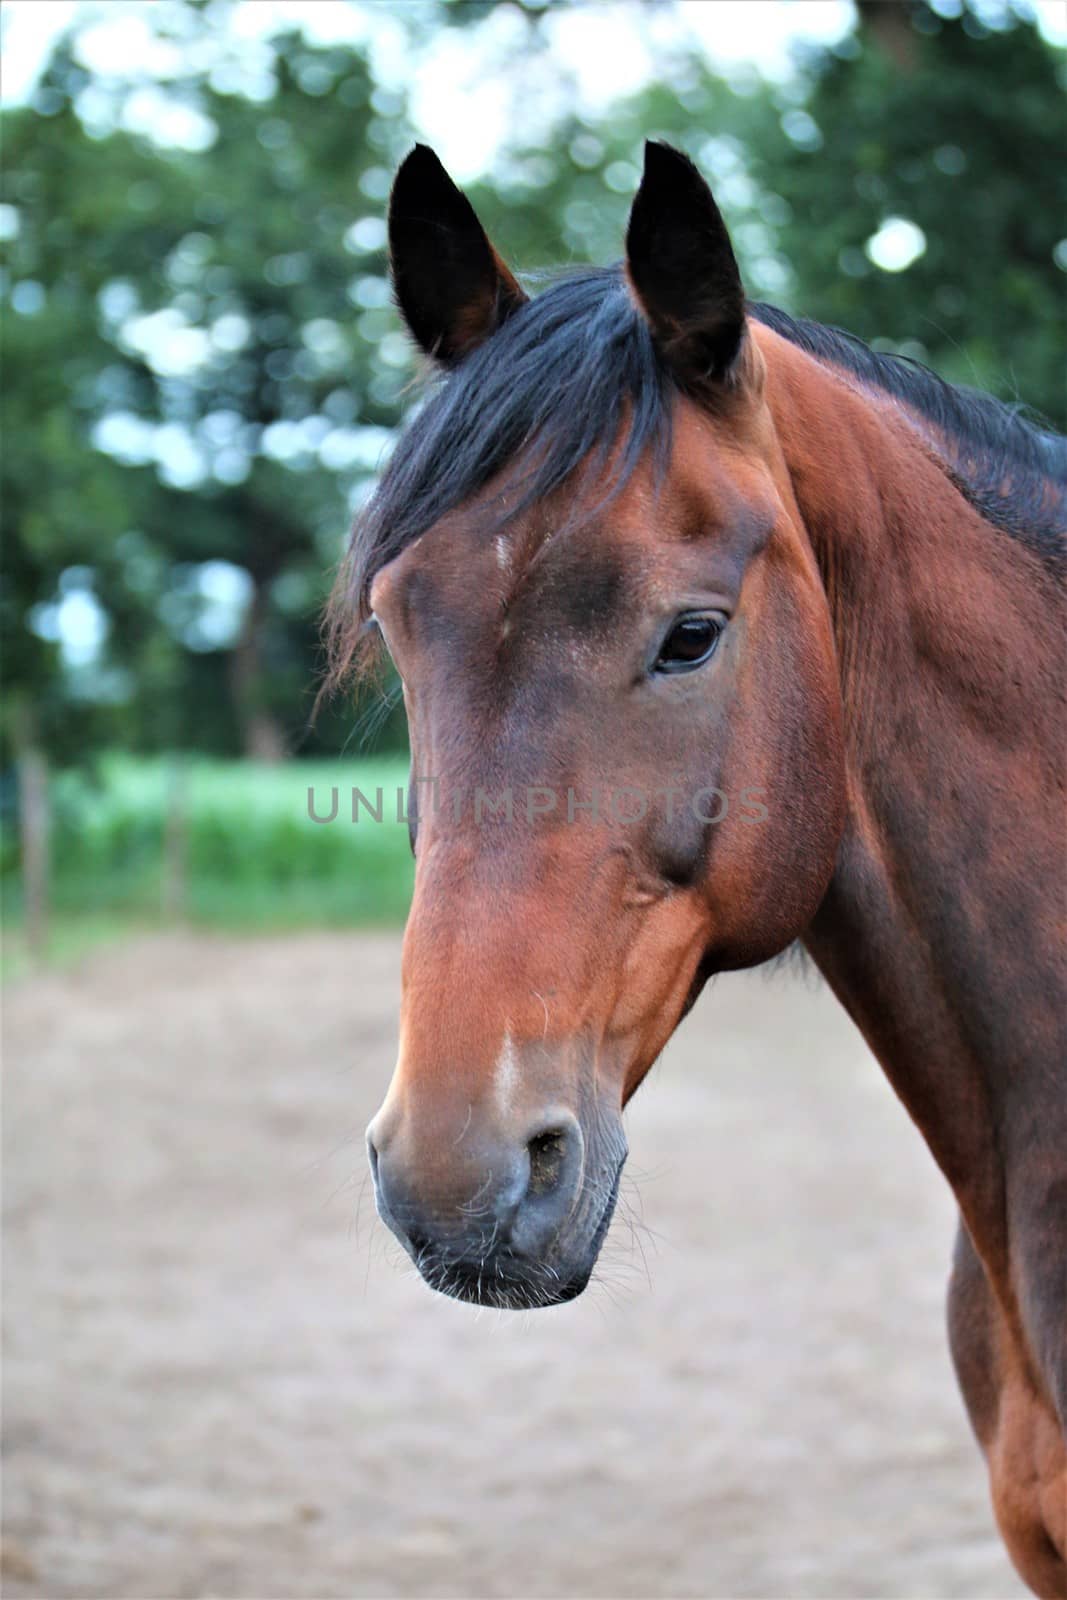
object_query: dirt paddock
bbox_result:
[3,933,1023,1599]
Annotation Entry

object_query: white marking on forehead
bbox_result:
[495,534,510,572]
[494,1030,518,1113]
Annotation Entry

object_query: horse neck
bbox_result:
[758,326,1065,1281]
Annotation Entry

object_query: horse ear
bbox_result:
[388,144,528,368]
[625,141,746,385]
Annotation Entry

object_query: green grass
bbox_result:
[2,755,416,972]
[1,908,161,980]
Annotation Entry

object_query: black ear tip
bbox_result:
[640,139,703,191]
[392,143,453,198]
[644,138,678,162]
[641,139,670,177]
[407,142,443,167]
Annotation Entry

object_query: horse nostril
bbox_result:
[366,1128,381,1188]
[527,1127,569,1198]
[510,1115,585,1259]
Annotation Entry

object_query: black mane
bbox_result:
[751,301,1066,559]
[341,265,1065,640]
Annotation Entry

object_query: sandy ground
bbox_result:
[2,932,1024,1600]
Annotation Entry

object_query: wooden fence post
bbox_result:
[162,755,188,922]
[17,738,50,962]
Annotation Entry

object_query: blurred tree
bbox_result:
[745,0,1067,428]
[2,18,410,762]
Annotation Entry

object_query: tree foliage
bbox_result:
[748,1,1067,427]
[3,23,406,759]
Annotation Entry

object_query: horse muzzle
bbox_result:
[366,1104,626,1308]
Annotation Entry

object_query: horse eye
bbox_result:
[654,614,724,675]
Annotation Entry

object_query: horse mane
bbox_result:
[750,301,1066,561]
[324,266,1065,688]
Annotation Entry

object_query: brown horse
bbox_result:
[327,143,1066,1594]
